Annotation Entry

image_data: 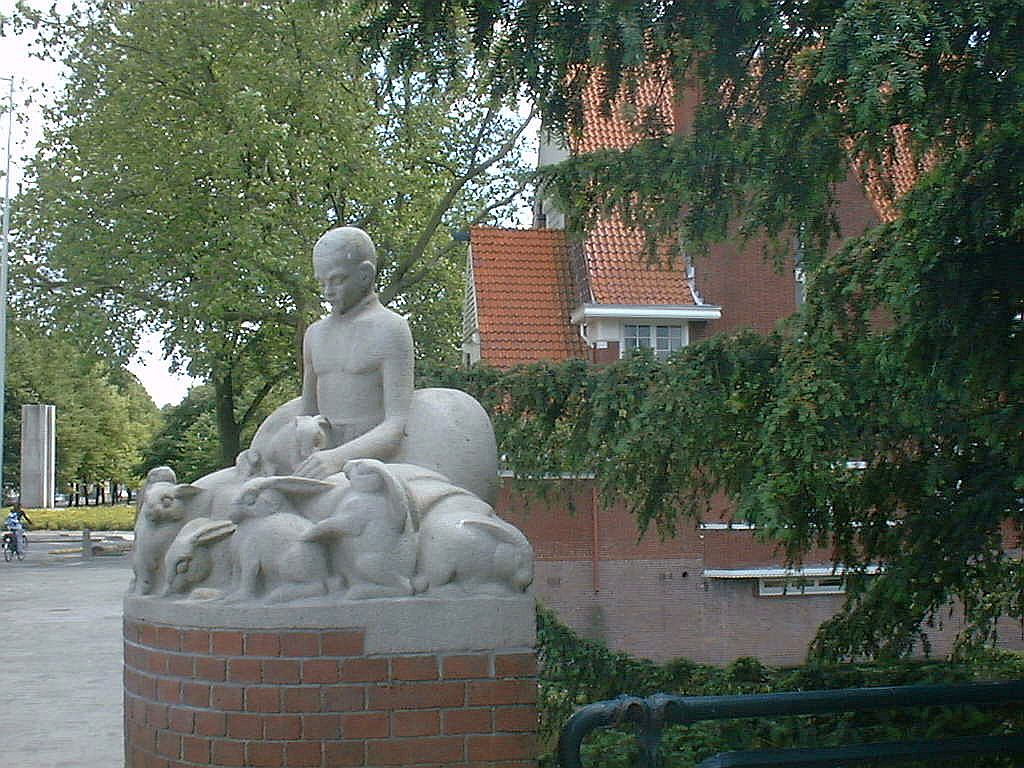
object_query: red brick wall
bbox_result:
[701,528,835,570]
[496,478,1024,665]
[688,172,881,341]
[123,621,537,768]
[589,341,620,364]
[692,232,798,337]
[499,481,704,563]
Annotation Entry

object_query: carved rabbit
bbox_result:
[225,503,329,603]
[303,459,418,599]
[162,518,238,597]
[131,467,201,595]
[414,503,534,596]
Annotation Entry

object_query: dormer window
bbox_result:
[624,324,684,359]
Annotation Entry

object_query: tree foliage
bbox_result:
[7,0,532,464]
[2,319,160,491]
[403,0,1024,660]
[136,385,224,483]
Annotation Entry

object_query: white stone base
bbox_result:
[123,593,536,655]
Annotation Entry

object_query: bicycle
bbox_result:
[2,529,25,561]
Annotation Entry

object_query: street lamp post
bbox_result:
[0,75,15,501]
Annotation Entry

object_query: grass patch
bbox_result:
[7,505,136,531]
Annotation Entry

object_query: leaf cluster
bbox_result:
[2,319,160,489]
[421,332,778,537]
[6,0,534,461]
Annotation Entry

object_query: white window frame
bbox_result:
[621,323,687,360]
[758,575,846,597]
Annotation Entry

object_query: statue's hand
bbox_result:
[294,449,343,480]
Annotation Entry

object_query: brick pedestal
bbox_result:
[123,597,537,768]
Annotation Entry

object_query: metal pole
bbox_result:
[0,75,15,501]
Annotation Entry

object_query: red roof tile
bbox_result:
[855,125,929,223]
[469,227,586,368]
[577,66,924,246]
[584,216,695,305]
[572,68,697,306]
[572,65,676,153]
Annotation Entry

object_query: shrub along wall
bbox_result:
[536,606,1024,767]
[13,504,135,531]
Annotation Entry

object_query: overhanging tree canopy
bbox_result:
[396,0,1024,659]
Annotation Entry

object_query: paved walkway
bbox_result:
[0,539,131,767]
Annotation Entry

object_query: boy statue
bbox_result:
[294,227,414,480]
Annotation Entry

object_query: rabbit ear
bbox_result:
[174,484,203,500]
[194,521,237,546]
[303,515,362,541]
[460,519,520,545]
[379,464,417,533]
[268,476,338,497]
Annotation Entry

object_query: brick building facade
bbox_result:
[461,73,1024,664]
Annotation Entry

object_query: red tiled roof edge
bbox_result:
[469,226,586,368]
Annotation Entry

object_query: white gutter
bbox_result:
[571,304,722,324]
[702,564,883,579]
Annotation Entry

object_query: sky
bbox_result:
[2,1,200,408]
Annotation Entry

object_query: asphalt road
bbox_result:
[0,543,131,767]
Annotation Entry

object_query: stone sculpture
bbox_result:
[304,459,419,599]
[162,518,237,597]
[131,466,194,595]
[226,510,330,602]
[129,226,532,603]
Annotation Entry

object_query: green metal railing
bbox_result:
[557,680,1024,767]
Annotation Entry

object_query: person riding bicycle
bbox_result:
[5,502,32,556]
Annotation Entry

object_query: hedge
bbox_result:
[8,504,136,531]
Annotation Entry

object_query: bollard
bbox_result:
[81,528,93,559]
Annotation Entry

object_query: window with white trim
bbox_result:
[758,575,845,597]
[623,324,684,360]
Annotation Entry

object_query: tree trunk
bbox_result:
[213,372,242,468]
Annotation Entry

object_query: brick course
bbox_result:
[124,620,538,767]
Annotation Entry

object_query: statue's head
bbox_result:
[313,226,378,314]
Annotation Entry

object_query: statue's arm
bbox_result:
[300,325,318,416]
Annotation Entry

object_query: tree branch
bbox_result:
[382,105,536,300]
[238,367,293,430]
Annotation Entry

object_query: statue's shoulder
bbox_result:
[303,316,332,346]
[368,302,413,340]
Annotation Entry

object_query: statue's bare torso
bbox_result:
[297,293,414,477]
